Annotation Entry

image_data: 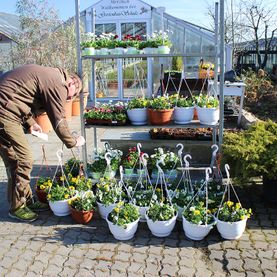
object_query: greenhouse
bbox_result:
[79,0,232,100]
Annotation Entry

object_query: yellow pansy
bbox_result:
[235,203,241,209]
[240,215,246,220]
[40,185,45,190]
[60,176,65,181]
[114,207,119,213]
[104,184,109,191]
[64,194,69,199]
[47,195,51,199]
[69,186,75,190]
[194,210,200,215]
[71,177,77,183]
[226,201,234,207]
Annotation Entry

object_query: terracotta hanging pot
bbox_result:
[148,109,173,125]
[72,94,89,116]
[70,207,94,224]
[34,113,53,133]
[35,187,48,203]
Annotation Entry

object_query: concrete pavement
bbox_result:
[0,115,276,276]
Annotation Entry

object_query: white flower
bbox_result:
[190,206,195,211]
[158,147,164,154]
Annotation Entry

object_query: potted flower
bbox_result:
[223,120,277,203]
[145,202,177,237]
[199,60,214,79]
[182,202,215,240]
[152,31,172,54]
[47,185,76,216]
[80,32,98,56]
[67,174,93,193]
[64,157,83,177]
[69,191,96,224]
[215,201,252,240]
[148,96,173,125]
[88,148,123,180]
[195,94,219,125]
[131,188,162,221]
[106,202,140,240]
[35,177,53,203]
[126,97,148,125]
[96,178,122,219]
[121,146,140,175]
[173,95,195,124]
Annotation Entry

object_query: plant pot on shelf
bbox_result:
[158,45,170,54]
[34,113,53,133]
[215,218,247,240]
[72,93,89,116]
[173,106,194,124]
[196,106,219,125]
[148,109,173,125]
[82,47,95,56]
[70,207,94,224]
[65,100,72,119]
[106,217,139,240]
[127,108,148,125]
[182,216,214,240]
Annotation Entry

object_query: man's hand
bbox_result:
[75,135,86,147]
[29,123,42,134]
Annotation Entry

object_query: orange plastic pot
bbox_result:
[34,113,53,133]
[148,109,173,125]
[70,207,94,224]
[35,187,48,203]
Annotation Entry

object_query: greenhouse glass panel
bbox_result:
[122,59,148,98]
[185,29,201,53]
[121,23,147,37]
[95,23,116,35]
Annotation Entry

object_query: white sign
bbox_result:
[93,0,151,21]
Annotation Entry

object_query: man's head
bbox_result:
[67,72,82,100]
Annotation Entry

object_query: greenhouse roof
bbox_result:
[236,37,277,50]
[0,12,21,41]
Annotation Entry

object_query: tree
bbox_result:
[240,0,277,69]
[10,0,78,72]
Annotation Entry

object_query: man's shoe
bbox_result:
[9,205,38,222]
[28,200,49,212]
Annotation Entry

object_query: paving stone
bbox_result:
[257,249,273,259]
[222,240,237,249]
[263,270,277,277]
[130,252,147,263]
[147,253,162,264]
[210,260,224,272]
[24,272,38,277]
[194,268,213,277]
[43,264,62,276]
[178,256,194,267]
[240,250,257,259]
[126,262,145,274]
[97,250,114,261]
[179,248,195,258]
[109,270,127,277]
[243,258,261,271]
[207,242,222,251]
[148,245,163,255]
[160,264,177,276]
[79,258,99,270]
[85,249,101,259]
[58,267,78,277]
[133,246,149,254]
[227,271,246,277]
[55,246,72,256]
[237,241,253,250]
[244,272,262,277]
[1,256,16,269]
[12,258,33,271]
[28,261,47,275]
[6,268,27,277]
[143,262,161,274]
[162,255,178,266]
[226,258,244,271]
[117,244,133,253]
[94,269,110,277]
[225,249,241,259]
[260,258,277,272]
[113,251,132,262]
[63,257,82,268]
[111,261,129,272]
[75,269,95,277]
[97,260,113,272]
[48,254,67,267]
[209,250,224,260]
[163,248,178,257]
[177,266,196,277]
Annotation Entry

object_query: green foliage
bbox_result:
[127,97,148,109]
[217,201,252,222]
[172,56,183,71]
[242,69,273,102]
[35,177,53,192]
[132,189,163,207]
[170,189,193,208]
[148,96,173,110]
[96,178,122,206]
[196,94,219,108]
[174,96,195,108]
[47,185,75,202]
[122,146,140,169]
[223,120,277,180]
[108,202,140,228]
[65,158,82,177]
[69,191,96,212]
[182,202,214,225]
[147,202,176,222]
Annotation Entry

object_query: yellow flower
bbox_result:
[207,209,211,214]
[104,184,109,191]
[64,194,69,199]
[71,177,77,183]
[194,210,200,215]
[60,176,65,181]
[47,194,51,199]
[156,188,161,192]
[69,186,75,190]
[226,201,234,207]
[40,185,45,190]
[114,207,119,213]
[240,215,246,220]
[235,203,241,209]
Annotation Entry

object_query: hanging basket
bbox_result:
[97,202,117,219]
[35,187,48,203]
[145,212,177,237]
[49,198,73,216]
[148,109,173,125]
[106,217,139,240]
[196,106,219,125]
[173,107,194,124]
[182,216,214,240]
[215,218,247,240]
[70,207,94,224]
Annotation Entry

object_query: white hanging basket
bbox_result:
[173,106,194,124]
[106,217,140,240]
[97,202,117,219]
[182,216,214,240]
[215,218,247,240]
[127,108,148,125]
[196,106,219,125]
[49,198,73,216]
[145,212,177,237]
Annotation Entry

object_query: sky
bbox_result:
[0,0,276,29]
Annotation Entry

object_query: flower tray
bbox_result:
[85,118,126,126]
[149,128,214,141]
